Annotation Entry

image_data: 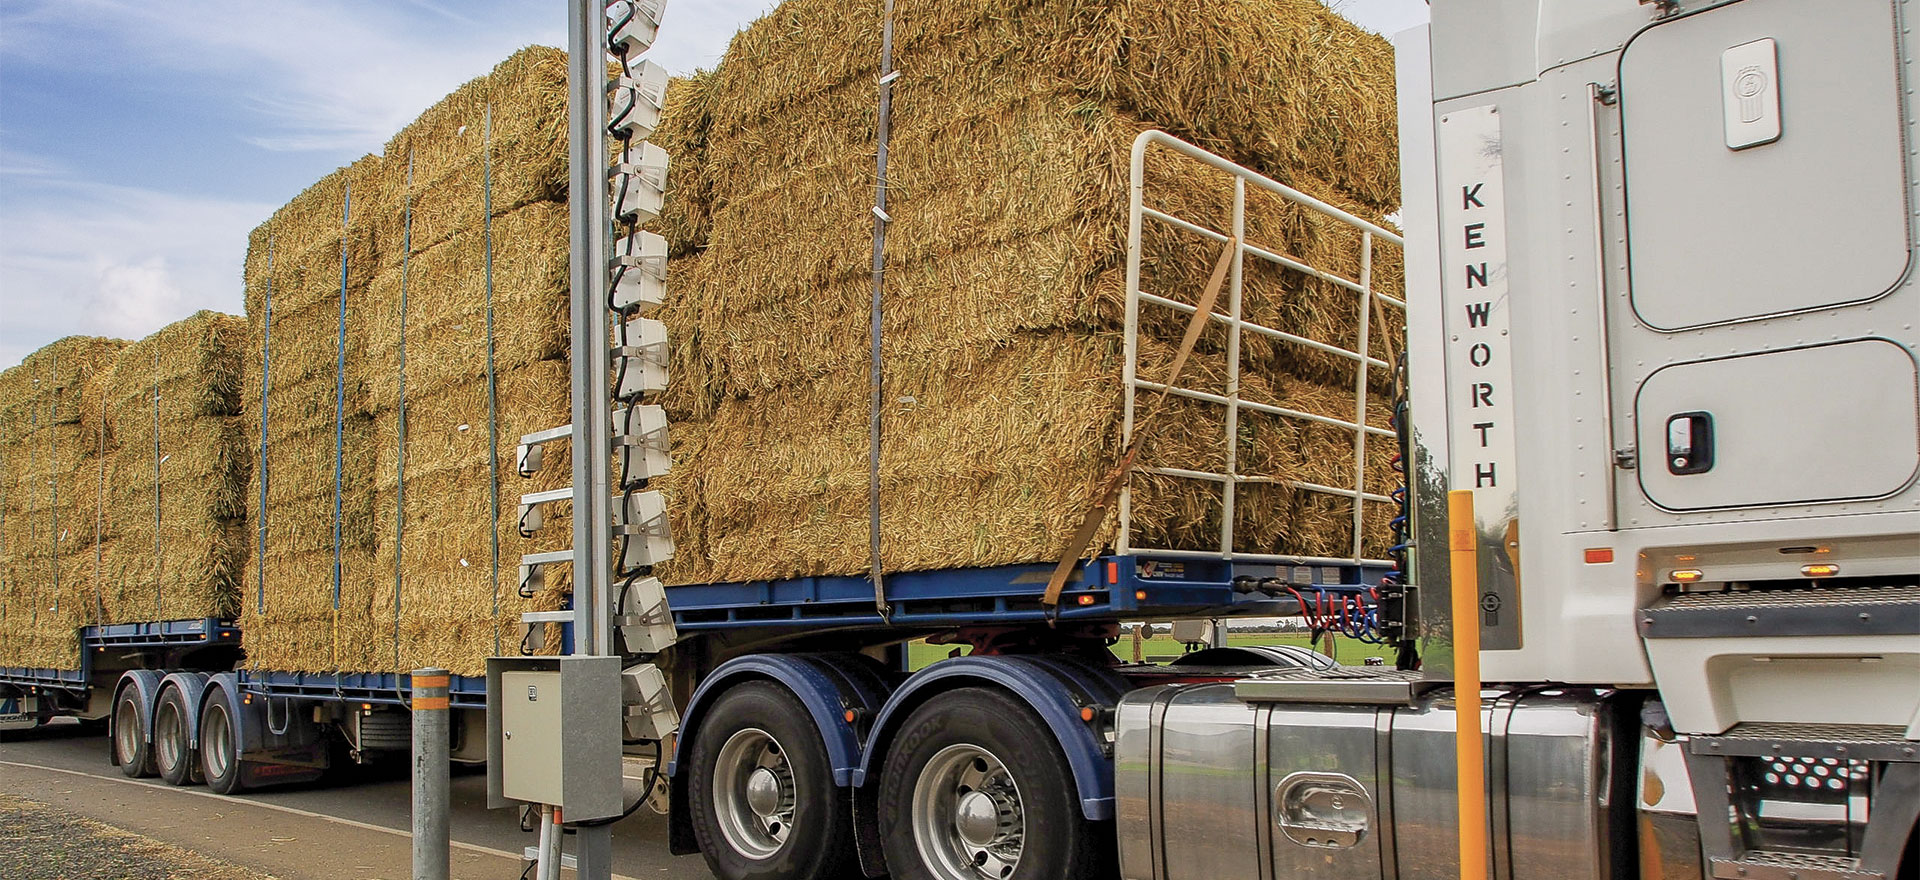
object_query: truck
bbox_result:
[7,1,1919,879]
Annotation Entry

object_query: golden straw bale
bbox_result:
[365,48,571,261]
[693,0,1397,210]
[235,548,381,672]
[0,337,125,429]
[359,203,570,402]
[649,72,717,255]
[242,166,386,319]
[0,339,123,668]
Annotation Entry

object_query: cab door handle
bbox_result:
[1666,412,1713,475]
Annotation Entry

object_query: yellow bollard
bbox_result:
[1448,490,1489,880]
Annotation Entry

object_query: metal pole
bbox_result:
[567,1,617,876]
[568,0,612,665]
[410,668,450,880]
[1447,490,1488,879]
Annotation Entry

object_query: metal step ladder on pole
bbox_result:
[487,4,680,880]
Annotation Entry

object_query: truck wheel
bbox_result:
[878,688,1108,880]
[198,697,245,795]
[112,687,155,778]
[687,681,855,880]
[153,686,198,786]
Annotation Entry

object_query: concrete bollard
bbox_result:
[411,668,451,880]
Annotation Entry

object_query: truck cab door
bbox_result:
[1615,0,1919,512]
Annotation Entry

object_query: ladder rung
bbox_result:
[520,425,573,446]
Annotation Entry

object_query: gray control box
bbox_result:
[485,655,622,819]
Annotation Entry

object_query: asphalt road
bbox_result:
[0,720,715,880]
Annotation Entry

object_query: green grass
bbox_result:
[904,632,1388,670]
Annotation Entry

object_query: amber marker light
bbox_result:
[1802,564,1841,578]
[1584,548,1614,564]
[1670,569,1705,584]
[1076,594,1097,606]
[1079,706,1096,722]
[843,709,857,723]
[1135,589,1148,601]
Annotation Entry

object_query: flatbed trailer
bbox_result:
[0,552,1388,794]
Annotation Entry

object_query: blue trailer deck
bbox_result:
[0,618,239,693]
[238,669,488,709]
[4,555,1385,705]
[661,553,1390,629]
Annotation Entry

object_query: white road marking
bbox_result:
[0,759,645,880]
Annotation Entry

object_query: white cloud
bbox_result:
[649,0,777,74]
[2,0,569,156]
[0,168,271,368]
[1327,0,1431,37]
[89,257,189,339]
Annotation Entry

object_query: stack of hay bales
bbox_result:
[239,48,573,677]
[80,312,251,626]
[0,337,124,669]
[71,0,1397,674]
[650,0,1404,585]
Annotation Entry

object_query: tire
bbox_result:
[687,681,856,880]
[111,687,155,778]
[153,686,198,786]
[198,695,245,795]
[877,688,1110,880]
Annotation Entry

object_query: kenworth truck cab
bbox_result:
[1112,1,1920,877]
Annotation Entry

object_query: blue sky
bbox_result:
[0,0,1426,369]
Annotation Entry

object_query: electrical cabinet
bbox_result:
[485,656,623,819]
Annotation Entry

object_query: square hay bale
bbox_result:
[352,360,572,675]
[0,338,125,668]
[363,49,571,261]
[235,547,382,673]
[359,203,570,402]
[646,0,1404,584]
[0,337,125,430]
[27,314,256,627]
[685,0,1397,215]
[667,93,1399,408]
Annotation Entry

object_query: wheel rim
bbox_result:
[911,744,1025,880]
[155,700,184,774]
[203,703,233,781]
[711,728,795,860]
[113,698,141,766]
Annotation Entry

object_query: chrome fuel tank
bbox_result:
[1115,679,1632,880]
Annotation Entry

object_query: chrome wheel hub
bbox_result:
[912,744,1025,880]
[114,700,140,765]
[745,766,785,818]
[712,728,796,860]
[203,705,233,780]
[155,702,183,771]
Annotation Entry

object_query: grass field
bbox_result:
[904,632,1388,670]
